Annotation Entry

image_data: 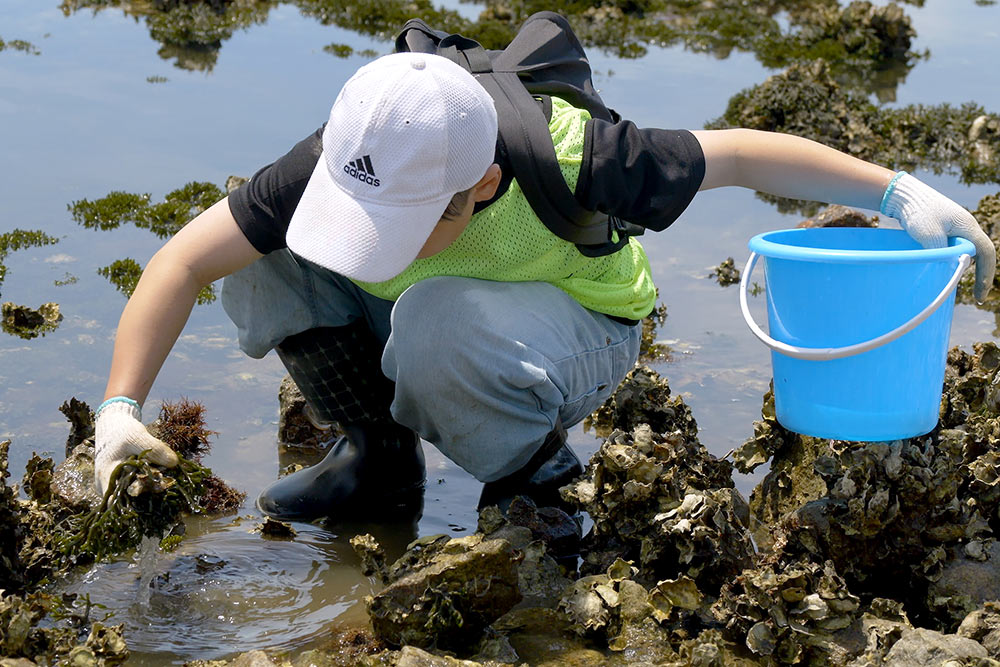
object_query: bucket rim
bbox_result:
[748,227,976,263]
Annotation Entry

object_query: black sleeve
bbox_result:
[576,119,705,232]
[227,126,324,254]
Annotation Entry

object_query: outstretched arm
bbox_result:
[103,197,262,404]
[94,198,263,493]
[691,128,893,208]
[691,128,996,302]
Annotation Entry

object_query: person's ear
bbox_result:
[472,164,502,202]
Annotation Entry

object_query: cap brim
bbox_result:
[286,154,452,283]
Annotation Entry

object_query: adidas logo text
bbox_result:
[343,154,380,187]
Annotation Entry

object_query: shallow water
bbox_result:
[2,0,1000,662]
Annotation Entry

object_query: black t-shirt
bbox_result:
[228,120,706,255]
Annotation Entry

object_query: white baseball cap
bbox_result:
[286,52,499,283]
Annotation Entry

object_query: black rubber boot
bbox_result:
[257,322,426,522]
[257,421,425,522]
[477,419,583,513]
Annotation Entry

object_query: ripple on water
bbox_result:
[56,515,407,664]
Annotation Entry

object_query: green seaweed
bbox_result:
[60,453,209,562]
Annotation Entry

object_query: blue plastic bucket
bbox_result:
[741,228,974,441]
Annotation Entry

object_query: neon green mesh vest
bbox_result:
[353,97,657,321]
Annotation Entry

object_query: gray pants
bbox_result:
[221,249,640,482]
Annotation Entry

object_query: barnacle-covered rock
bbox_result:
[365,533,523,650]
[713,555,862,665]
[475,505,573,608]
[673,628,760,667]
[709,60,1000,198]
[926,540,1000,631]
[51,443,101,513]
[739,342,1000,636]
[879,627,990,665]
[564,421,754,593]
[0,592,128,665]
[736,385,831,550]
[557,558,701,664]
[490,607,603,666]
[500,495,581,560]
[0,440,30,592]
[958,602,1000,659]
[585,365,698,441]
[59,397,95,457]
[351,533,389,583]
[359,645,486,666]
[277,374,343,450]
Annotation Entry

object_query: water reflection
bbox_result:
[57,0,921,96]
[68,183,224,303]
[60,0,277,71]
[0,37,40,54]
[57,513,419,662]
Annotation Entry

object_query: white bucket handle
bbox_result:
[739,251,972,361]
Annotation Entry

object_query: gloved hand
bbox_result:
[94,398,179,496]
[881,171,997,302]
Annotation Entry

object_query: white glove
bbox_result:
[881,172,996,302]
[94,398,179,495]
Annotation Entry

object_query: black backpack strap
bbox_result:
[476,68,621,248]
[394,19,448,54]
[396,13,637,255]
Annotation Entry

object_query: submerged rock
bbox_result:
[926,541,1000,631]
[584,365,698,442]
[256,517,296,540]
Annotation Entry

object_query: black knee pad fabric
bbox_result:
[275,320,397,426]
